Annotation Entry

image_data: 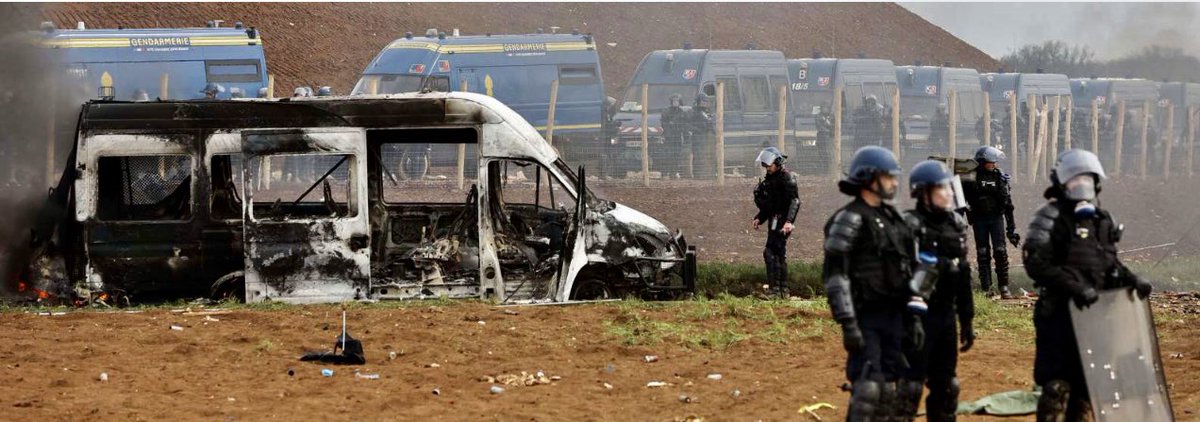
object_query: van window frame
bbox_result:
[739,75,772,113]
[716,76,742,112]
[558,64,599,85]
[205,59,263,84]
[95,153,197,224]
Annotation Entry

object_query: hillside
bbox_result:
[25,3,999,95]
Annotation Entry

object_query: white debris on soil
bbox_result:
[169,325,184,331]
[646,381,669,388]
[490,385,505,394]
[98,372,108,382]
[426,363,441,368]
[643,355,659,363]
[706,373,722,381]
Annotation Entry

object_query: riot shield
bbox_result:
[1070,289,1174,421]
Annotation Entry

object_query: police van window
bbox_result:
[620,85,697,113]
[210,154,244,220]
[424,76,450,92]
[769,75,789,107]
[558,65,598,85]
[97,155,193,221]
[249,154,356,220]
[740,76,771,112]
[205,59,262,83]
[353,75,425,94]
[717,77,742,112]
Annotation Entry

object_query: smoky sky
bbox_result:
[901,3,1200,60]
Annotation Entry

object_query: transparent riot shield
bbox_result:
[1070,289,1174,421]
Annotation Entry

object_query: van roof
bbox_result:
[627,49,786,86]
[1159,82,1200,107]
[41,26,261,48]
[980,72,1071,100]
[789,58,897,91]
[896,66,981,98]
[1070,78,1159,104]
[383,32,593,51]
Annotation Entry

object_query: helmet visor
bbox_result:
[755,149,782,167]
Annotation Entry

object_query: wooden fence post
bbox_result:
[716,82,726,185]
[457,79,469,190]
[1049,96,1061,168]
[1165,103,1175,179]
[1009,92,1019,183]
[892,86,902,157]
[1139,100,1150,178]
[160,73,169,99]
[641,83,651,187]
[1189,106,1197,177]
[777,84,788,153]
[1064,95,1073,150]
[46,80,56,188]
[1114,100,1126,178]
[1031,99,1049,181]
[982,91,991,147]
[1027,94,1037,182]
[948,89,958,159]
[1091,99,1100,153]
[267,74,275,99]
[545,79,559,145]
[832,86,843,178]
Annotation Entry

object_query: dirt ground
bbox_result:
[2,298,1197,421]
[595,174,1200,266]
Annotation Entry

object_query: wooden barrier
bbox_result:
[1091,99,1100,153]
[641,83,651,187]
[1030,99,1049,180]
[545,79,559,145]
[46,81,56,187]
[892,86,902,157]
[458,79,469,190]
[1027,94,1037,182]
[267,74,276,99]
[777,84,788,153]
[832,86,843,178]
[948,89,958,159]
[1064,95,1073,149]
[1009,93,1019,183]
[1139,100,1150,178]
[982,91,991,147]
[1049,96,1061,169]
[1165,103,1175,179]
[160,73,169,99]
[1114,101,1127,177]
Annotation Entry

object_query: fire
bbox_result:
[17,281,26,292]
[98,293,110,302]
[17,280,51,300]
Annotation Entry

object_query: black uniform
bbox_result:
[823,197,920,420]
[1023,195,1146,420]
[660,105,690,176]
[962,167,1016,292]
[903,206,975,422]
[689,103,714,178]
[852,104,885,149]
[816,109,834,168]
[754,168,800,296]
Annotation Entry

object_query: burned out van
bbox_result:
[27,93,695,304]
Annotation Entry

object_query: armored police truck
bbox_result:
[39,21,269,100]
[1070,78,1161,173]
[352,30,607,178]
[613,47,790,178]
[24,93,695,305]
[896,65,986,161]
[789,57,897,174]
[979,72,1071,155]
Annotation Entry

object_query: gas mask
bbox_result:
[1064,174,1098,218]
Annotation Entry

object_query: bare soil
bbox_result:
[2,299,1197,421]
[596,175,1200,265]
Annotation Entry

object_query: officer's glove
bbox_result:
[1006,231,1021,248]
[959,322,976,353]
[1073,287,1100,309]
[841,320,865,353]
[907,315,925,351]
[1133,277,1153,299]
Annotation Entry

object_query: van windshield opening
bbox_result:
[620,84,698,113]
[352,74,425,95]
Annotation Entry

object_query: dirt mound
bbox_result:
[27,3,999,95]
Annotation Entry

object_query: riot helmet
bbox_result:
[229,87,245,98]
[694,93,711,107]
[1051,149,1106,202]
[839,146,901,198]
[257,87,269,98]
[909,160,952,196]
[909,160,960,211]
[669,93,682,107]
[974,146,1005,164]
[317,86,333,96]
[864,95,878,108]
[755,147,786,168]
[201,83,224,98]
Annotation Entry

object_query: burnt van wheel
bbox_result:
[570,278,612,301]
[210,274,246,303]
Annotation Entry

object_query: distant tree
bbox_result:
[1000,41,1200,83]
[1000,40,1098,76]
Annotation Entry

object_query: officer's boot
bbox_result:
[1036,380,1070,422]
[777,254,790,299]
[897,379,924,421]
[847,380,881,422]
[994,246,1013,299]
[878,381,899,421]
[975,246,993,294]
[926,378,960,422]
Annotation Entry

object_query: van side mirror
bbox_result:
[702,84,716,96]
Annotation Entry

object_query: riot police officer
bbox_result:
[823,146,925,420]
[962,146,1020,298]
[852,95,886,149]
[1023,149,1152,421]
[689,94,715,178]
[902,160,976,422]
[752,147,800,298]
[660,94,690,178]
